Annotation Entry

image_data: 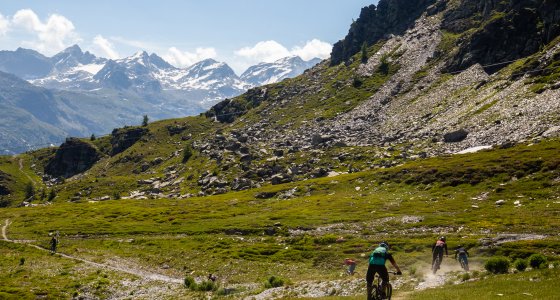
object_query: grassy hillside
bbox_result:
[0,139,559,299]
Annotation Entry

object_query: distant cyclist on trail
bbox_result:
[432,236,448,271]
[366,241,402,300]
[50,235,58,253]
[454,245,470,270]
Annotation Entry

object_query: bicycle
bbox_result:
[432,255,440,274]
[368,271,398,300]
[457,255,469,271]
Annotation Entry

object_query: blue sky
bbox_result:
[0,0,376,74]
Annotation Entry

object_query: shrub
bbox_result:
[197,280,217,291]
[184,276,196,289]
[182,145,193,163]
[513,258,527,271]
[265,276,284,288]
[528,254,548,269]
[484,256,510,274]
[19,257,25,266]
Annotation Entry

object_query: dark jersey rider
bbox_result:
[366,241,402,300]
[432,236,448,270]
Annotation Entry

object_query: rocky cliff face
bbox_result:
[442,0,560,73]
[330,0,436,66]
[110,127,149,156]
[45,138,102,178]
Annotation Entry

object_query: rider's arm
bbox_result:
[388,256,402,274]
[444,243,448,255]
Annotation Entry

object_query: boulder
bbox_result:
[443,129,469,143]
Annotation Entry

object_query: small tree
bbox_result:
[47,189,57,201]
[183,144,193,163]
[142,115,149,127]
[24,182,35,200]
[378,54,390,75]
[361,42,368,64]
[90,134,96,141]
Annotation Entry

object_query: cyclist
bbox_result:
[366,241,402,300]
[454,245,469,270]
[50,235,58,253]
[432,236,448,271]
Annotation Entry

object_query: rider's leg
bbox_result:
[366,265,375,300]
[379,266,390,298]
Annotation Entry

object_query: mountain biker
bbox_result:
[344,257,357,275]
[366,241,402,300]
[454,245,469,270]
[432,236,448,271]
[50,235,58,253]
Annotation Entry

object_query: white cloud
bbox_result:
[235,40,291,64]
[10,9,80,55]
[162,47,217,68]
[0,13,9,36]
[232,39,332,74]
[92,35,119,59]
[291,39,332,61]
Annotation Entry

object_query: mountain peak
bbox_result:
[63,44,83,55]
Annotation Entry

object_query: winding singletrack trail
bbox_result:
[1,219,182,284]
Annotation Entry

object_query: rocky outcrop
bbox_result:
[110,127,149,156]
[330,0,436,66]
[0,170,13,196]
[443,0,560,74]
[45,138,102,178]
[205,87,268,123]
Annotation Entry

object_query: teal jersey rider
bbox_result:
[366,242,402,300]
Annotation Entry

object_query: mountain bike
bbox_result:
[432,255,441,274]
[368,271,398,300]
[458,255,469,271]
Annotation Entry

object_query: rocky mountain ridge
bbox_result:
[0,46,320,153]
[2,0,560,204]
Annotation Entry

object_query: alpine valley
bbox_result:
[1,0,560,299]
[0,46,319,154]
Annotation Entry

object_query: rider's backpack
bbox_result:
[369,246,387,265]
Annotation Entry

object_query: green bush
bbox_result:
[513,258,527,271]
[484,256,510,274]
[197,280,218,291]
[528,254,548,269]
[184,276,196,289]
[265,276,285,288]
[183,145,193,163]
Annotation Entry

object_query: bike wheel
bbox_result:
[386,283,393,300]
[432,257,440,274]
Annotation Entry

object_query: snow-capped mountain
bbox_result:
[16,46,320,108]
[0,45,323,152]
[32,45,107,90]
[241,56,322,86]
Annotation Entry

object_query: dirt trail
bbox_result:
[17,157,35,184]
[1,219,183,284]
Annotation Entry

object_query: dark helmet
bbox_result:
[440,236,446,242]
[379,241,390,249]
